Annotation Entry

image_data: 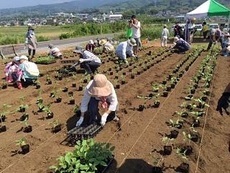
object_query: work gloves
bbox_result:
[76,116,84,126]
[101,112,109,126]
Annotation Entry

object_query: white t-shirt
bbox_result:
[131,21,141,38]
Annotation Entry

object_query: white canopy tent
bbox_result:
[186,0,230,30]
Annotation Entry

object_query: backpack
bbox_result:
[24,61,39,77]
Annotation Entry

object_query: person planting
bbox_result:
[85,40,96,52]
[73,47,101,75]
[99,39,115,54]
[4,56,23,89]
[76,74,119,127]
[18,55,40,87]
[216,82,230,115]
[115,38,137,65]
[171,37,191,54]
[48,44,63,59]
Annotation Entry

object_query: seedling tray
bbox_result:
[61,123,103,146]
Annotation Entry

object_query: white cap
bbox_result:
[19,55,28,61]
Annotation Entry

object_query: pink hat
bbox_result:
[88,74,112,97]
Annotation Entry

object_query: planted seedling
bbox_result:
[37,101,45,112]
[1,81,8,89]
[43,104,54,119]
[162,136,174,155]
[49,120,62,133]
[19,113,29,121]
[190,111,204,118]
[167,118,183,129]
[175,143,192,173]
[183,131,199,143]
[45,75,52,85]
[0,104,11,122]
[16,138,30,154]
[21,117,32,133]
[152,83,159,92]
[193,98,209,109]
[69,96,75,105]
[152,156,163,173]
[17,97,28,113]
[174,110,189,118]
[152,99,160,108]
[35,80,41,89]
[120,75,126,85]
[191,117,200,127]
[0,121,6,133]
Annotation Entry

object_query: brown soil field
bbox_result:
[0,40,229,173]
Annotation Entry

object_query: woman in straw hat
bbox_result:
[76,74,118,126]
[115,38,137,65]
[99,39,115,54]
[76,74,119,127]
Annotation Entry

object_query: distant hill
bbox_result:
[0,0,229,18]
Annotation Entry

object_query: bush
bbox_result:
[0,36,23,45]
[37,35,49,42]
[59,33,72,40]
[50,139,114,173]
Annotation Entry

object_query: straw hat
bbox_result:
[99,39,107,46]
[19,55,28,61]
[127,38,137,46]
[88,74,112,97]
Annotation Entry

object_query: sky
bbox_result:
[0,0,73,9]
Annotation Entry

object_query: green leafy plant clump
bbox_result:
[50,139,115,173]
[35,56,56,64]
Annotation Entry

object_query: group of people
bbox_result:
[206,25,230,56]
[4,15,229,128]
[4,55,39,89]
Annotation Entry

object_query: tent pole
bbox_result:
[228,13,230,33]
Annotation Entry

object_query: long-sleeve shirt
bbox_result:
[25,29,37,50]
[174,38,191,50]
[162,28,170,37]
[80,80,118,112]
[49,47,62,58]
[115,41,134,60]
[80,50,101,63]
[19,61,39,80]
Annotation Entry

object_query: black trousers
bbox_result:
[80,61,100,74]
